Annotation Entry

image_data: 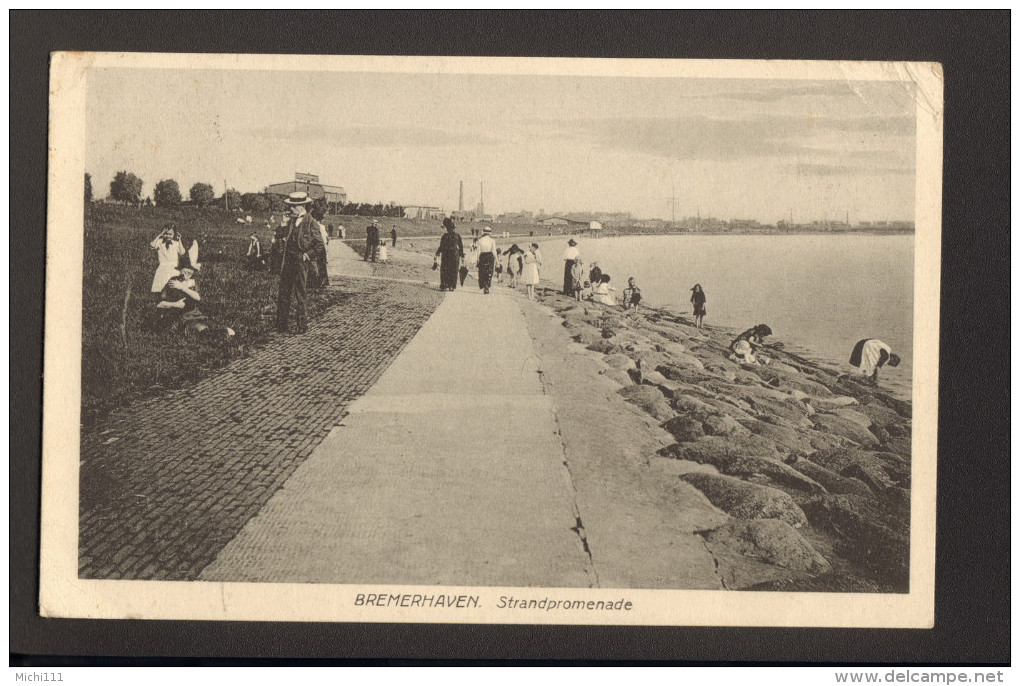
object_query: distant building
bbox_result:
[497,211,534,224]
[728,219,761,231]
[537,216,587,227]
[265,172,347,208]
[403,205,446,220]
[451,210,494,223]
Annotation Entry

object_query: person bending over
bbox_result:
[730,324,773,365]
[848,338,901,384]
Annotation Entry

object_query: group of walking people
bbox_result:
[363,219,396,262]
[434,220,543,300]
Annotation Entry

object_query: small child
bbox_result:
[623,277,642,309]
[378,243,389,262]
[571,258,587,301]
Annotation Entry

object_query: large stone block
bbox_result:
[810,413,881,448]
[702,518,831,574]
[617,384,675,422]
[790,458,873,497]
[680,472,809,527]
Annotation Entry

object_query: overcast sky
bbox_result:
[86,68,916,222]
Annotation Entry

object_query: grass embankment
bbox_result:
[80,205,345,427]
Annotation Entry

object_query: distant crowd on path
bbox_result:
[144,208,903,385]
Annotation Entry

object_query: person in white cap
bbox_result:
[275,192,325,334]
[476,226,497,294]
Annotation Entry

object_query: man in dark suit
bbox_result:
[276,192,325,334]
[365,219,380,261]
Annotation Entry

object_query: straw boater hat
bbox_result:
[284,191,313,206]
[483,226,492,234]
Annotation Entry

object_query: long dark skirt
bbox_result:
[849,338,869,367]
[563,259,575,294]
[478,253,495,290]
[439,253,460,290]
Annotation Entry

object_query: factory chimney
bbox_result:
[459,181,464,212]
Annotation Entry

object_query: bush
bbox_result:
[84,173,93,203]
[153,179,183,207]
[222,188,241,211]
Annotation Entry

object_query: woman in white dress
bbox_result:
[521,243,542,300]
[150,224,185,294]
[590,274,618,307]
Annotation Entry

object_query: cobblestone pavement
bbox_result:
[78,276,443,580]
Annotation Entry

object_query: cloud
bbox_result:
[535,113,914,162]
[249,124,499,148]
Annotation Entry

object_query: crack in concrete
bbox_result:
[697,533,729,590]
[570,516,597,573]
[531,325,601,589]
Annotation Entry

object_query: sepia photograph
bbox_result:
[39,53,942,626]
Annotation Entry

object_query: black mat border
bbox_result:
[10,10,1010,665]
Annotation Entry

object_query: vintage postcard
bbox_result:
[40,53,941,626]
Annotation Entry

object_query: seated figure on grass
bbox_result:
[156,243,235,340]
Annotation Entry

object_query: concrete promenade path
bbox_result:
[326,237,374,277]
[200,287,595,586]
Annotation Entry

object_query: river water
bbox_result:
[564,233,914,399]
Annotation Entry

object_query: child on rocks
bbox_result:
[623,277,642,310]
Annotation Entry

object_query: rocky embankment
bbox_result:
[546,293,912,592]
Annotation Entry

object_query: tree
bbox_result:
[110,170,143,204]
[311,197,329,219]
[241,193,271,213]
[268,194,287,213]
[189,182,215,207]
[84,173,93,203]
[153,179,182,207]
